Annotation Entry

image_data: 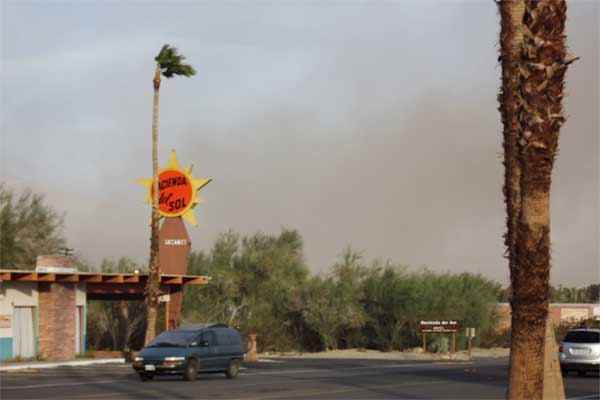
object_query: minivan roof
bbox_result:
[175,323,227,331]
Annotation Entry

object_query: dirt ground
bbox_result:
[260,347,510,361]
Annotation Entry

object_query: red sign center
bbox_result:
[150,170,193,216]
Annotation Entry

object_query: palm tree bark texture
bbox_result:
[498,1,577,398]
[145,45,195,345]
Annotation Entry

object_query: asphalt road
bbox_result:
[1,357,598,399]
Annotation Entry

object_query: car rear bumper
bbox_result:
[132,362,186,374]
[560,361,600,372]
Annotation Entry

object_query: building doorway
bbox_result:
[12,306,35,358]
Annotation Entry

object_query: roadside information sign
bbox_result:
[419,320,462,333]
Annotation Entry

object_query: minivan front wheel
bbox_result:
[225,359,240,379]
[183,359,198,381]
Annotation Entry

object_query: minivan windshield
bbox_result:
[563,331,600,344]
[147,331,197,347]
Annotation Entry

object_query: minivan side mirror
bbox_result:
[199,340,209,347]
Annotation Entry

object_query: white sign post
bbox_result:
[466,327,476,355]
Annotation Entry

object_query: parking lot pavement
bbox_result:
[1,357,598,400]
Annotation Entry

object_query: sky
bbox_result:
[1,0,598,286]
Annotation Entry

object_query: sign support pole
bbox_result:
[468,336,472,355]
[165,298,170,331]
[419,320,461,354]
[164,286,171,331]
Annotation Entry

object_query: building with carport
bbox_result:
[0,255,208,362]
[1,151,213,363]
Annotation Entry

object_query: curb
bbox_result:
[0,358,126,371]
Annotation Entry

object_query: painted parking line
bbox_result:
[1,379,129,390]
[1,371,131,379]
[1,366,134,378]
[1,362,474,391]
[243,361,472,376]
[244,379,450,400]
[0,359,125,371]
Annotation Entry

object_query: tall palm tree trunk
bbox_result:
[142,45,195,344]
[145,67,162,345]
[499,0,527,396]
[499,1,574,398]
[498,0,524,284]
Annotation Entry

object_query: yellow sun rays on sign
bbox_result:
[137,150,211,226]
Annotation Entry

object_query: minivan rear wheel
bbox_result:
[183,359,198,381]
[225,359,240,379]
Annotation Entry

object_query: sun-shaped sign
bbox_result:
[137,150,211,226]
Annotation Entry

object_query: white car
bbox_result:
[559,328,600,376]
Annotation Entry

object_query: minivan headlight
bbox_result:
[164,357,185,361]
[134,357,143,362]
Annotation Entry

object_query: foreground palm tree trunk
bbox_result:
[498,1,576,398]
[543,317,565,399]
[145,68,162,345]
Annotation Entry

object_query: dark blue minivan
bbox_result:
[133,324,244,381]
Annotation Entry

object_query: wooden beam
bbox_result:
[123,275,140,283]
[80,274,102,283]
[162,276,182,284]
[14,273,38,281]
[0,270,208,286]
[56,274,79,283]
[86,283,144,295]
[87,293,144,301]
[103,275,124,283]
[37,273,56,282]
[182,276,208,285]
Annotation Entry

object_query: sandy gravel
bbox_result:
[260,347,510,361]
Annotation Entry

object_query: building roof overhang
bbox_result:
[0,269,209,285]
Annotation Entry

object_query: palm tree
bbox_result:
[145,44,196,344]
[498,1,576,398]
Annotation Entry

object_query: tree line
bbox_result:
[181,229,502,353]
[1,185,598,353]
[0,184,65,269]
[496,284,600,304]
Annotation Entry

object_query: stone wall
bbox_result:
[494,303,597,332]
[38,282,75,361]
[36,255,76,269]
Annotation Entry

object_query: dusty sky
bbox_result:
[1,1,598,286]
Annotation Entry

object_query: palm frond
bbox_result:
[155,44,196,78]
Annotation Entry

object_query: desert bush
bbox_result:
[479,328,511,348]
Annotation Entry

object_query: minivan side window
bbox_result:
[563,331,600,344]
[219,330,231,346]
[215,329,232,345]
[200,331,217,346]
[228,332,237,345]
[230,331,242,346]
